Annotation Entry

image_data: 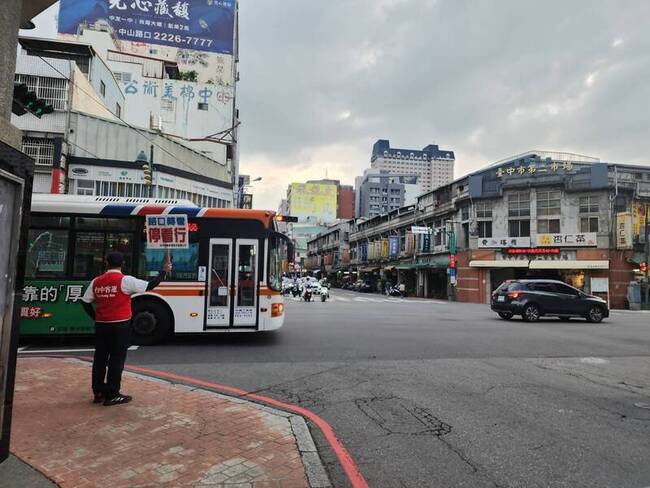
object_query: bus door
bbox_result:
[206,238,259,328]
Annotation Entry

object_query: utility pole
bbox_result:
[149,145,154,198]
[642,203,650,309]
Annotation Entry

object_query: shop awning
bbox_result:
[469,260,529,268]
[383,266,396,271]
[360,267,380,272]
[628,253,645,265]
[529,260,609,270]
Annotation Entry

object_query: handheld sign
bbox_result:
[145,215,189,249]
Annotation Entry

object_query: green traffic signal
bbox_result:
[12,83,54,118]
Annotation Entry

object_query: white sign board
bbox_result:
[478,237,531,249]
[591,277,609,293]
[536,233,597,247]
[145,215,189,249]
[411,226,432,235]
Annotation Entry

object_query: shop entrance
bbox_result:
[490,268,586,291]
[425,269,448,299]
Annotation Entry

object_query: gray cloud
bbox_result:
[237,0,650,208]
[26,2,650,209]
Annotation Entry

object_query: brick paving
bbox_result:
[10,357,310,487]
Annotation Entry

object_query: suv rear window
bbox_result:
[496,281,525,292]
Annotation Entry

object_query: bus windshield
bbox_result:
[269,233,291,291]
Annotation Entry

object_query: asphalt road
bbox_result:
[23,290,650,487]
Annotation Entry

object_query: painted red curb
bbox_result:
[60,355,368,488]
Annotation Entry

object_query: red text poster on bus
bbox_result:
[146,215,189,249]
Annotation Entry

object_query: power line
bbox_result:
[36,54,217,177]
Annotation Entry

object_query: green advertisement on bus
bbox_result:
[20,280,94,335]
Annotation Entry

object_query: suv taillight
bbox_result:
[507,291,521,299]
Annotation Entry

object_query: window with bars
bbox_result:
[537,219,560,234]
[475,201,492,219]
[580,216,599,233]
[22,137,55,167]
[509,219,530,237]
[15,74,68,110]
[478,221,492,238]
[508,191,530,217]
[579,195,599,213]
[76,179,94,196]
[537,190,561,216]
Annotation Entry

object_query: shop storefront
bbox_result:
[469,246,612,303]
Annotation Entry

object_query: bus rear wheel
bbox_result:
[131,300,171,345]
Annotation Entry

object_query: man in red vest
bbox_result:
[81,251,172,406]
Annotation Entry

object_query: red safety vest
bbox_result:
[92,271,132,322]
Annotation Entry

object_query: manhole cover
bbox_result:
[356,397,451,436]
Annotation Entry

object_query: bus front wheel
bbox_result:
[131,299,172,345]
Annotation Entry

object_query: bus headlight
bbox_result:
[271,303,284,317]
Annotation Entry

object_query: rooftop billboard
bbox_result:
[289,183,338,223]
[58,0,236,55]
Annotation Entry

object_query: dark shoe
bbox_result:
[93,393,105,404]
[103,393,132,406]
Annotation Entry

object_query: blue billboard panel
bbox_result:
[58,0,235,55]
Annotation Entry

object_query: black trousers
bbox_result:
[92,321,131,398]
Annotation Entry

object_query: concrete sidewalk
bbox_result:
[8,357,330,487]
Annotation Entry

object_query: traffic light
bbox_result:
[640,261,648,273]
[142,163,152,185]
[276,215,298,223]
[12,83,54,118]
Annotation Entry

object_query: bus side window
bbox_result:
[26,229,69,278]
[73,232,105,279]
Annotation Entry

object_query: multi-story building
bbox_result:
[13,37,232,206]
[337,184,355,219]
[371,139,455,193]
[283,179,353,268]
[306,220,352,281]
[349,151,650,309]
[355,169,420,218]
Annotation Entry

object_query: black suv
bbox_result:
[491,279,609,323]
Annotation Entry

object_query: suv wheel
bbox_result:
[498,312,513,320]
[522,304,540,322]
[586,306,604,324]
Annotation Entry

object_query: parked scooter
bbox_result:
[386,285,401,297]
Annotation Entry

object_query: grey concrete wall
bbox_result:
[0,0,23,150]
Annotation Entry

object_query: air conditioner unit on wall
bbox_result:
[149,114,163,131]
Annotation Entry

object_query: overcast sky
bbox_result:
[29,1,650,210]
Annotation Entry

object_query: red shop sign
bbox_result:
[506,248,561,255]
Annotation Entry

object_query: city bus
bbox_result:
[20,195,292,344]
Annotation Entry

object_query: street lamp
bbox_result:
[237,176,262,208]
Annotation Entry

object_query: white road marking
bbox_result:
[579,357,609,365]
[19,345,139,354]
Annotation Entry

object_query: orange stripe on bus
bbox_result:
[155,290,204,296]
[258,288,281,296]
[201,208,275,228]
